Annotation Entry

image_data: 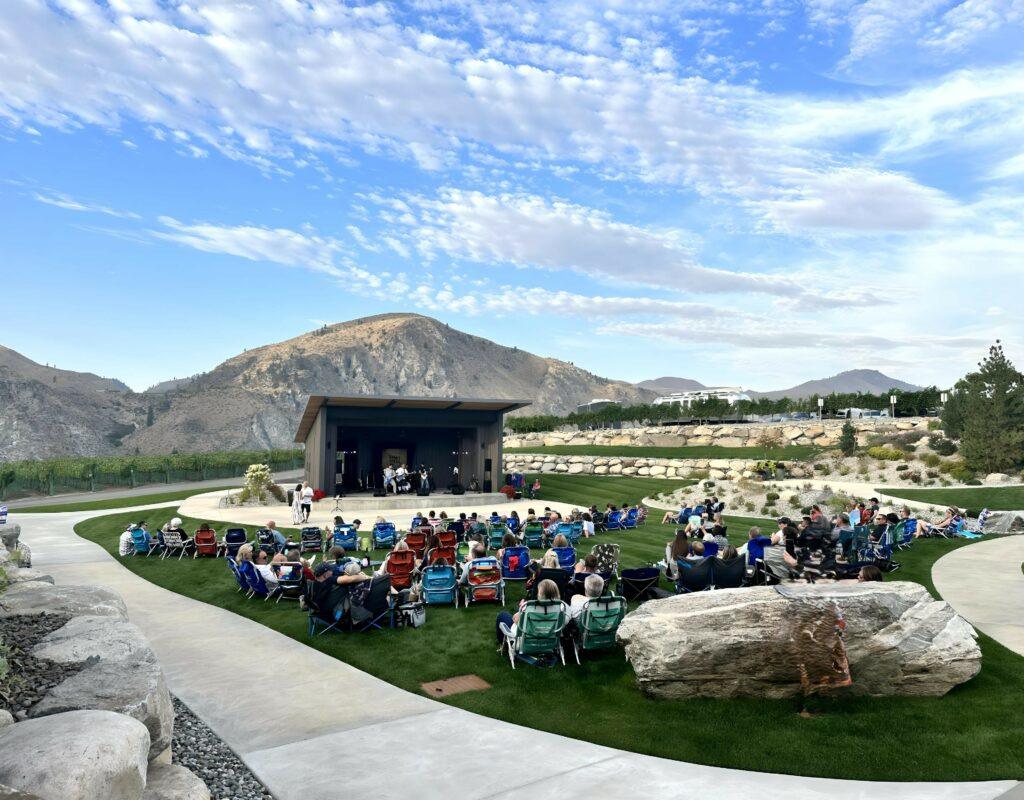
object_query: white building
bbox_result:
[653,387,752,408]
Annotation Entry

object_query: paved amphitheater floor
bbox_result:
[17,507,1022,800]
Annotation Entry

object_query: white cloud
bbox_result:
[33,190,140,219]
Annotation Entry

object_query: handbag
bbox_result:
[396,602,426,628]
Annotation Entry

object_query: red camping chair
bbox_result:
[193,526,220,558]
[462,558,505,607]
[426,545,456,566]
[405,531,428,559]
[385,549,416,590]
[437,530,457,549]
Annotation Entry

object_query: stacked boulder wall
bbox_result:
[616,582,981,700]
[28,614,173,761]
[0,710,150,800]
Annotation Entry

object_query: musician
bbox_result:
[418,464,431,492]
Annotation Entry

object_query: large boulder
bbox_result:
[982,511,1024,534]
[617,582,980,700]
[32,616,151,665]
[0,584,127,620]
[0,784,43,799]
[0,524,20,552]
[2,567,54,586]
[30,654,173,761]
[0,710,149,800]
[142,764,210,800]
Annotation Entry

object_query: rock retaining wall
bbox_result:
[505,417,932,450]
[503,452,816,481]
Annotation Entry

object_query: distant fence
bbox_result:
[0,450,304,500]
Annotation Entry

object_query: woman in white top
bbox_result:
[290,483,303,525]
[495,578,566,646]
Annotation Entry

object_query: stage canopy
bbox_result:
[295,394,531,495]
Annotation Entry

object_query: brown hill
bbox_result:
[121,314,655,454]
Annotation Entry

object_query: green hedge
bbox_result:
[0,449,303,499]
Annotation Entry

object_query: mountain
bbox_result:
[119,314,656,454]
[636,377,707,394]
[144,376,198,394]
[752,369,922,400]
[0,346,142,461]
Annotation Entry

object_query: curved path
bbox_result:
[17,508,1020,800]
[933,536,1024,657]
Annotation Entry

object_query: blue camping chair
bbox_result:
[130,528,156,556]
[605,510,624,531]
[702,541,719,558]
[226,557,248,592]
[553,546,576,573]
[421,563,459,606]
[501,546,531,580]
[238,561,270,600]
[896,520,916,550]
[372,522,397,549]
[522,523,544,549]
[569,521,584,544]
[859,526,895,563]
[623,508,638,529]
[331,524,359,551]
[222,528,248,558]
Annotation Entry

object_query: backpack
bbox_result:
[395,602,426,628]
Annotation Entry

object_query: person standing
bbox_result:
[301,481,314,523]
[291,483,303,525]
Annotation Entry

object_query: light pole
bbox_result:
[890,394,897,419]
[817,397,824,421]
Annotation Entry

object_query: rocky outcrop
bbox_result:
[982,511,1024,534]
[142,764,211,800]
[0,784,42,799]
[0,584,127,619]
[0,524,20,553]
[617,582,980,700]
[0,710,150,800]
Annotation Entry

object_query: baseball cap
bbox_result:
[313,563,332,578]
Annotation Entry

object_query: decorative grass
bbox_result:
[73,484,1023,782]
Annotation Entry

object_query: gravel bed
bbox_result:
[0,613,80,720]
[171,696,275,800]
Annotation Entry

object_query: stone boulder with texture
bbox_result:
[0,710,149,800]
[0,583,127,619]
[142,764,211,800]
[617,582,980,699]
[982,511,1024,535]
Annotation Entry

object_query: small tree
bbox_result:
[957,341,1024,474]
[838,421,857,456]
[241,463,273,503]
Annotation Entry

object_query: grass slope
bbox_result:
[507,444,819,460]
[14,486,239,514]
[73,487,1023,781]
[877,485,1024,514]
[525,474,694,508]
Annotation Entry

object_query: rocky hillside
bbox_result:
[121,314,655,454]
[0,346,142,460]
[753,369,921,400]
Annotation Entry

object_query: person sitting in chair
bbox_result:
[459,542,491,585]
[265,521,287,552]
[495,578,565,648]
[569,573,605,622]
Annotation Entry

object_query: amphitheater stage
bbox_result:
[328,491,511,512]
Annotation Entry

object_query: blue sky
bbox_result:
[1,0,1022,392]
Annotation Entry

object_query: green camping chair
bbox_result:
[571,595,627,664]
[500,600,568,669]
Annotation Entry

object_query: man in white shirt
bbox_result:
[118,525,135,556]
[395,465,408,492]
[570,574,605,621]
[383,466,396,494]
[300,482,314,522]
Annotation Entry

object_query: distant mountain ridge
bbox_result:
[0,314,656,459]
[638,369,920,400]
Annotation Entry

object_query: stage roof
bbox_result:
[294,394,532,443]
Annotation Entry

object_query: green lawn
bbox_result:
[877,485,1024,515]
[507,444,820,460]
[13,486,239,514]
[525,473,694,509]
[73,490,1023,781]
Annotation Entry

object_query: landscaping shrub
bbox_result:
[921,453,942,467]
[907,470,923,484]
[866,446,905,461]
[930,437,958,456]
[939,460,976,483]
[927,419,942,430]
[895,464,909,472]
[688,469,710,480]
[838,421,857,456]
[765,492,780,504]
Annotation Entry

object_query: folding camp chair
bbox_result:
[605,510,624,531]
[623,508,638,530]
[130,528,157,557]
[299,527,324,554]
[500,600,568,668]
[487,525,507,550]
[590,543,620,577]
[421,563,459,606]
[437,529,457,549]
[239,562,271,599]
[529,567,570,600]
[222,528,248,559]
[226,557,248,592]
[455,541,472,564]
[425,545,456,566]
[568,522,584,545]
[895,520,915,550]
[330,524,359,551]
[385,549,416,590]
[636,506,649,526]
[702,541,720,558]
[193,527,220,558]
[273,563,306,603]
[675,558,713,593]
[350,575,394,632]
[462,557,505,607]
[254,528,279,556]
[501,546,531,580]
[160,531,193,561]
[710,556,746,589]
[373,522,397,549]
[553,546,576,574]
[619,567,661,601]
[405,530,428,559]
[571,595,627,663]
[522,522,544,549]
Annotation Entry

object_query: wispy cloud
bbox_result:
[33,191,140,219]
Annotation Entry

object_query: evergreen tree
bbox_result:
[957,341,1024,474]
[838,421,857,456]
[146,404,155,427]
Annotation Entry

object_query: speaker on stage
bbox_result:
[417,486,431,497]
[450,483,465,495]
[373,488,387,498]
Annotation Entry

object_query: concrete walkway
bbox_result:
[17,509,1020,800]
[5,470,302,510]
[933,535,1024,657]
